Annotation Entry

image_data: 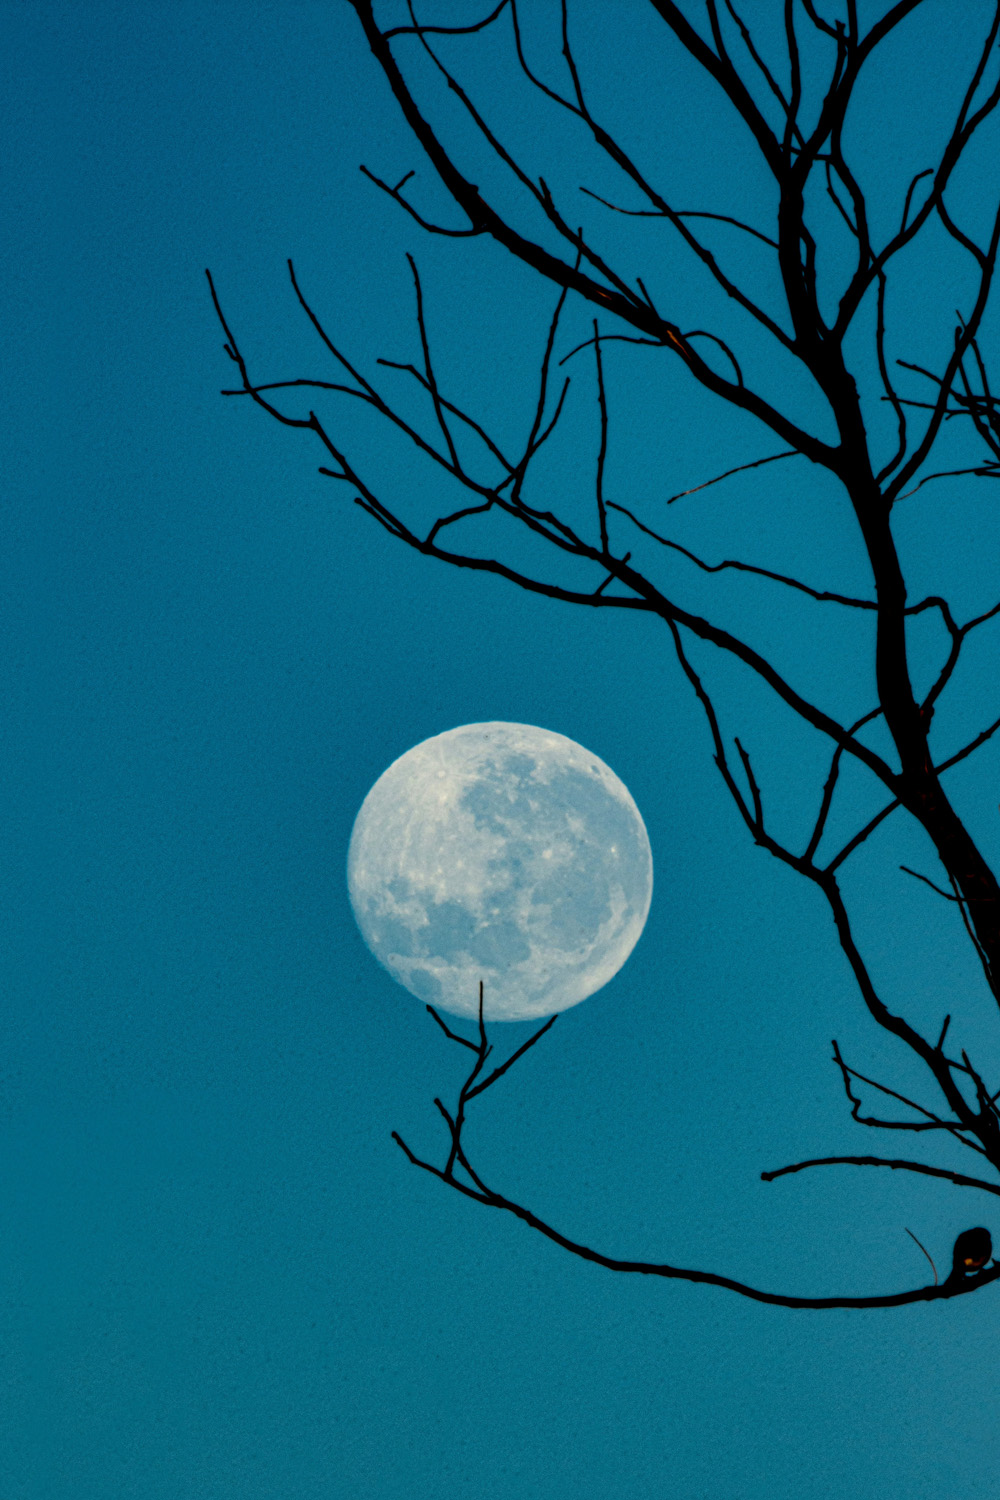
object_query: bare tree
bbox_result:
[207,0,1000,1308]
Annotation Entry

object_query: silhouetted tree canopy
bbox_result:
[210,0,1000,1308]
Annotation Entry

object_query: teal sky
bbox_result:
[5,3,1000,1496]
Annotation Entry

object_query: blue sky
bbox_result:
[5,3,1000,1496]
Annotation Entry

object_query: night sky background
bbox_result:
[6,3,1000,1496]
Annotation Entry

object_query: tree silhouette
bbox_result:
[208,1,1000,1307]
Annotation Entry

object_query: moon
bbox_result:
[347,722,653,1021]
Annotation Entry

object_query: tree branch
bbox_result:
[393,999,1000,1308]
[762,1155,1000,1196]
[348,0,842,466]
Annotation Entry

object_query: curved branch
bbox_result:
[391,1131,1000,1308]
[664,449,799,504]
[762,1154,1000,1196]
[579,187,780,248]
[652,0,783,176]
[606,501,876,608]
[384,0,509,41]
[394,988,1000,1309]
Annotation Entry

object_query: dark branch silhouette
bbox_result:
[210,1,1000,1307]
[391,984,1000,1309]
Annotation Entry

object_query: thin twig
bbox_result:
[904,1228,939,1285]
[593,320,610,554]
[665,450,799,504]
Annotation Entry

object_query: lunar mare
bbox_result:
[347,722,653,1021]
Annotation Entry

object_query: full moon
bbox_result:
[347,722,653,1021]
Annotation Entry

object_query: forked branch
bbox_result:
[393,987,1000,1308]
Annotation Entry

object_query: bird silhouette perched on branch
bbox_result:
[950,1228,993,1282]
